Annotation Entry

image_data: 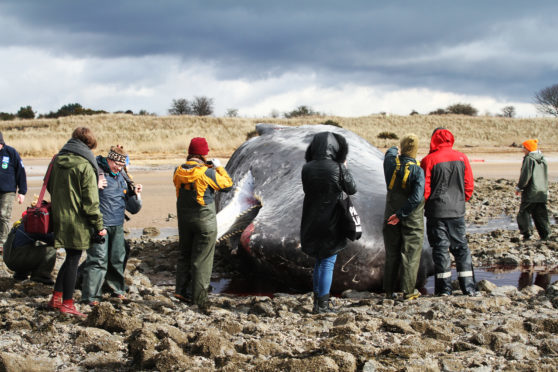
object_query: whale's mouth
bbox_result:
[216,170,261,253]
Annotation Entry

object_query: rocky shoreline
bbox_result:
[0,178,557,371]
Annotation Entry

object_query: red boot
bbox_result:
[59,299,86,318]
[47,291,63,310]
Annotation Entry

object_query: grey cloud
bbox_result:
[1,0,557,102]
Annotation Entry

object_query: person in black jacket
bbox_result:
[301,131,357,313]
[0,131,27,252]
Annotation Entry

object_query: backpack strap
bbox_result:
[389,157,419,190]
[37,155,56,206]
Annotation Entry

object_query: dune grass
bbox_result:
[1,114,557,159]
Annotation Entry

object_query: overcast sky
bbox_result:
[1,1,556,118]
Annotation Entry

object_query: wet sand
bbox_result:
[11,152,558,230]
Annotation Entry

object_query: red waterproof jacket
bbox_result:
[420,129,474,218]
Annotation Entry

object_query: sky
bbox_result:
[1,1,557,118]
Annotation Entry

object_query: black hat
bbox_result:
[0,131,4,145]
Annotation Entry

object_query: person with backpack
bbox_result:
[382,134,425,301]
[2,216,56,285]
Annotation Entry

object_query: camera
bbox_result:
[91,233,105,244]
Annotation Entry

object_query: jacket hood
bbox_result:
[527,150,544,163]
[429,128,455,153]
[305,131,348,163]
[174,161,208,183]
[55,153,89,169]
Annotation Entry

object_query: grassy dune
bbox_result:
[1,114,557,158]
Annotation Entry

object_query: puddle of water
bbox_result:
[210,266,558,296]
[126,227,178,239]
[421,267,558,294]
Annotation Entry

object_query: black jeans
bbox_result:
[426,216,476,295]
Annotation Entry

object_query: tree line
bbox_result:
[3,83,558,121]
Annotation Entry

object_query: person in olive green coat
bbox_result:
[515,139,550,241]
[382,134,425,300]
[46,127,107,317]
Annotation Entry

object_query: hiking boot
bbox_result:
[385,292,398,300]
[317,294,335,314]
[88,300,100,307]
[438,292,452,297]
[59,301,86,318]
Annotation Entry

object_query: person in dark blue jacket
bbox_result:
[81,146,142,306]
[382,134,425,301]
[0,131,27,252]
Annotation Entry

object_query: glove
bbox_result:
[211,158,222,168]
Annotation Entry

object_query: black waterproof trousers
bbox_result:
[426,216,476,295]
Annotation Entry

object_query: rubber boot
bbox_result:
[317,294,335,314]
[59,299,87,318]
[47,291,63,310]
[312,292,319,314]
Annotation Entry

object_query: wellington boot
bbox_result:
[59,300,87,318]
[317,294,335,314]
[47,291,63,310]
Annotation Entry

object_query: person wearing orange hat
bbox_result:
[173,137,233,312]
[515,139,550,241]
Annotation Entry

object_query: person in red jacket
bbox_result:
[421,128,478,296]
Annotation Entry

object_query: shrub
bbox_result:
[446,103,478,116]
[284,105,321,118]
[377,131,399,140]
[17,106,35,119]
[323,119,341,127]
[429,108,448,115]
[0,112,15,121]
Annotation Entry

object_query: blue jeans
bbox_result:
[313,254,337,297]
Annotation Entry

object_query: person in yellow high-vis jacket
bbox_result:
[173,137,233,312]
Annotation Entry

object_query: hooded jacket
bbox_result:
[517,150,548,203]
[173,160,233,206]
[47,140,103,250]
[300,132,357,259]
[420,129,474,219]
[0,144,27,195]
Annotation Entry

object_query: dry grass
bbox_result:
[1,114,557,158]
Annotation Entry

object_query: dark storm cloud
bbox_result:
[1,0,557,101]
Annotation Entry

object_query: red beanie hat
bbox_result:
[188,137,209,155]
[522,139,538,152]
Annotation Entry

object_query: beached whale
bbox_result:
[216,123,434,293]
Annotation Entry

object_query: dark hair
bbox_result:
[72,127,97,149]
[187,154,207,162]
[431,127,446,136]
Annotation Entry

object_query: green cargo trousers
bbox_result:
[3,227,56,282]
[517,200,551,240]
[176,189,217,307]
[382,194,425,296]
[0,192,15,246]
[81,225,126,303]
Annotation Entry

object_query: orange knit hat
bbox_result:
[522,139,538,152]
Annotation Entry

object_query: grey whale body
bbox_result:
[216,123,434,293]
